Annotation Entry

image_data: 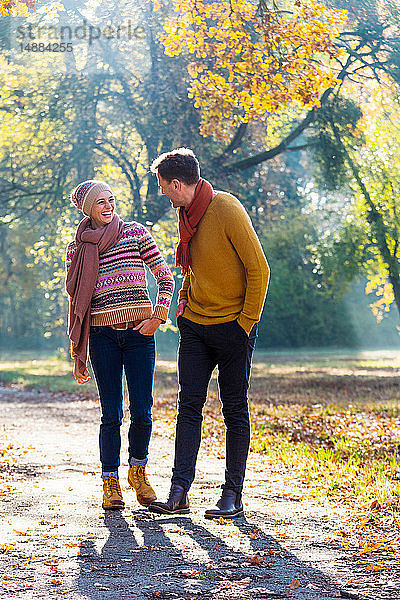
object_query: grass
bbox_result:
[1,351,400,544]
[0,357,97,394]
[151,352,400,544]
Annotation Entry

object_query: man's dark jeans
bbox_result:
[172,316,257,493]
[89,326,155,473]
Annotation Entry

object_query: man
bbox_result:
[149,148,269,519]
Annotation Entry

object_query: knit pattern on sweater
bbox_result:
[66,222,174,326]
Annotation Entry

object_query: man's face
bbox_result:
[157,174,185,208]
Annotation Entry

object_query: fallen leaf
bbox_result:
[246,555,265,566]
[213,517,229,525]
[365,563,387,572]
[178,569,201,578]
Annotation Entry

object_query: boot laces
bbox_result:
[106,477,121,496]
[137,465,150,485]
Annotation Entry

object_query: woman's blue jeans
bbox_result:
[89,326,155,474]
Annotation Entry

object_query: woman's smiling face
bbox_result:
[90,190,115,228]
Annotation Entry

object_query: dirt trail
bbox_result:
[0,384,395,600]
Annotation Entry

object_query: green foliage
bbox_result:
[1,0,400,350]
[311,200,366,293]
[0,0,213,347]
[310,97,400,322]
[307,96,364,190]
[258,209,356,348]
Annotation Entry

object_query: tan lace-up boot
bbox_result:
[102,473,125,510]
[128,465,156,506]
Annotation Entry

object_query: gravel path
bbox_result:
[0,384,395,600]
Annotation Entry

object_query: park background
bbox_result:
[1,1,400,597]
[0,0,400,356]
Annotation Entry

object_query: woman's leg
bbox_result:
[121,329,156,463]
[89,326,124,477]
[122,329,156,506]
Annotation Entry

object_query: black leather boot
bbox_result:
[148,484,190,515]
[204,489,244,519]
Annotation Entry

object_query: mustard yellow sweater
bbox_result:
[179,191,269,334]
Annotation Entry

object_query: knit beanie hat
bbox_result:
[70,180,113,217]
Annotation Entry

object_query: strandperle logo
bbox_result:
[16,20,146,45]
[1,3,150,74]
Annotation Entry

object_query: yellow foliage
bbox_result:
[157,0,347,139]
[366,276,394,323]
[0,0,38,16]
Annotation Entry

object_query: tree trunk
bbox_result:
[331,119,400,319]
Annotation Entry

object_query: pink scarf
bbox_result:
[66,214,125,376]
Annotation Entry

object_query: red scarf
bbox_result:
[176,179,214,275]
[66,214,125,376]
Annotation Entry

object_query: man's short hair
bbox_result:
[150,148,200,185]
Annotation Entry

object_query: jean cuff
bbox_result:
[171,477,190,492]
[129,457,148,467]
[102,470,119,480]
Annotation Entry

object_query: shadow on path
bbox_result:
[76,509,352,600]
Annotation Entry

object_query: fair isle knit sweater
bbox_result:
[66,221,174,326]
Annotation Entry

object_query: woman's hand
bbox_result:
[176,299,187,318]
[74,358,91,384]
[134,317,162,336]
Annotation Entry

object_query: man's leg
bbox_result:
[172,317,216,490]
[149,317,215,514]
[204,321,258,518]
[221,323,257,493]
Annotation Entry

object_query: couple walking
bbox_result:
[65,148,269,519]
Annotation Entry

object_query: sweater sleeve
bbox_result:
[65,241,76,275]
[219,198,270,334]
[138,227,175,322]
[178,274,190,302]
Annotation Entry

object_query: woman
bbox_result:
[65,179,174,510]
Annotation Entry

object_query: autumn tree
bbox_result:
[156,0,399,168]
[1,0,399,347]
[311,92,400,324]
[158,0,346,139]
[0,0,220,346]
[157,0,400,326]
